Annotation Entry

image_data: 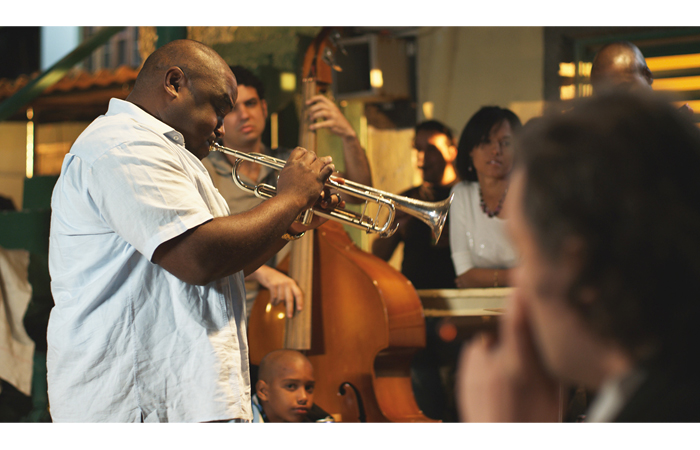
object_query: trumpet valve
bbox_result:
[296,209,314,226]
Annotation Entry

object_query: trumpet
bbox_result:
[210,143,453,241]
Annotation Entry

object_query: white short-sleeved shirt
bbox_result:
[47,98,251,423]
[449,181,518,276]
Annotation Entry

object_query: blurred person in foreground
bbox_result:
[457,90,700,422]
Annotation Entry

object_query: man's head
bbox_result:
[420,144,448,185]
[222,66,268,151]
[590,41,653,94]
[509,91,700,386]
[414,120,457,185]
[256,350,315,422]
[127,39,236,160]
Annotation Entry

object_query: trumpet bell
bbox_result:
[394,193,454,242]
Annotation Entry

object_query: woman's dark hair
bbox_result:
[516,91,700,365]
[456,106,522,182]
[230,65,266,101]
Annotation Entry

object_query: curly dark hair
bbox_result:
[515,91,700,365]
[456,106,521,182]
[230,65,266,101]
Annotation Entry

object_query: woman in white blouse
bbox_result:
[449,107,522,288]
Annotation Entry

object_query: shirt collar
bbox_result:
[586,367,646,422]
[107,98,186,148]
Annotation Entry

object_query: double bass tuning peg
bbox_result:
[329,30,348,56]
[322,47,343,73]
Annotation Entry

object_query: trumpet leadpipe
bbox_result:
[209,143,452,240]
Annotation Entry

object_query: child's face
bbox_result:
[261,358,315,422]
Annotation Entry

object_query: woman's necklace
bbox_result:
[480,186,508,218]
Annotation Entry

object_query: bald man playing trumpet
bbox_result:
[47,39,340,423]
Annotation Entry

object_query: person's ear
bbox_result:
[560,236,585,276]
[256,380,269,402]
[446,144,458,163]
[164,67,186,98]
[261,99,269,120]
[559,236,598,305]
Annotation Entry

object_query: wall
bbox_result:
[416,27,544,136]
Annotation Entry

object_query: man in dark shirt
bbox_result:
[372,120,457,289]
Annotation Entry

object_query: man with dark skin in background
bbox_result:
[590,40,693,115]
[590,41,654,93]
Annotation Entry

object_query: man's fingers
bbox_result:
[284,286,295,318]
[318,189,344,210]
[319,162,335,181]
[292,284,304,311]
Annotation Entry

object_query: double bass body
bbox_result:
[248,220,436,422]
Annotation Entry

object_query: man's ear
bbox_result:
[256,380,269,402]
[164,67,186,98]
[261,99,269,120]
[446,144,458,163]
[560,236,586,276]
[560,236,598,305]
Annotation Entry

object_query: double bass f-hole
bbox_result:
[338,382,367,423]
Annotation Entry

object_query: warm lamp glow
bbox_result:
[277,312,286,320]
[652,75,700,91]
[674,100,700,111]
[26,107,34,179]
[422,101,434,120]
[560,85,576,100]
[559,62,575,78]
[370,69,383,88]
[270,112,278,149]
[578,83,593,97]
[280,72,296,92]
[646,53,700,72]
[578,62,592,77]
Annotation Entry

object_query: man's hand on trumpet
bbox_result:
[277,146,345,235]
[287,183,346,236]
[277,146,335,211]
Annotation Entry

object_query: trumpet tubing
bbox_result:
[209,143,453,241]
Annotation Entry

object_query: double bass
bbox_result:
[247,28,437,423]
